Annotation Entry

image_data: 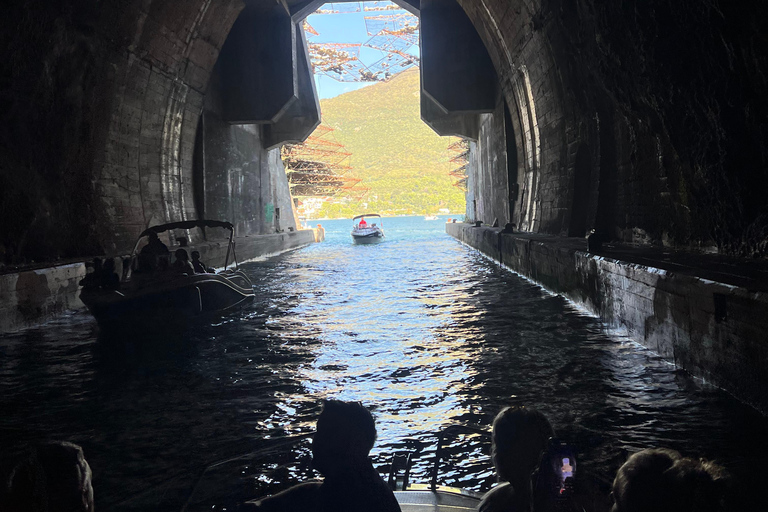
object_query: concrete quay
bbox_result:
[0,229,319,334]
[446,222,768,414]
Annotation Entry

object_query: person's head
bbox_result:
[148,231,159,241]
[491,406,554,483]
[6,441,94,512]
[191,251,201,261]
[311,400,377,477]
[175,248,189,262]
[611,448,732,512]
[103,258,115,271]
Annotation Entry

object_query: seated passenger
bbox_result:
[359,218,367,228]
[479,406,554,512]
[141,231,169,256]
[100,257,120,289]
[191,250,211,273]
[79,258,102,288]
[173,248,195,274]
[5,441,94,512]
[246,400,401,512]
[611,448,733,512]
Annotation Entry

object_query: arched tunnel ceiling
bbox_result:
[1,0,767,262]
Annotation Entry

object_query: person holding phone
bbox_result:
[479,406,555,512]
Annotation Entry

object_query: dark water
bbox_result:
[1,216,766,510]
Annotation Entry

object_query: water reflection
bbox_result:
[1,217,766,511]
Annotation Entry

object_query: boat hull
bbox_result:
[351,227,384,244]
[352,234,384,244]
[80,272,254,332]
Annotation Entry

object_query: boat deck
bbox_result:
[394,488,480,512]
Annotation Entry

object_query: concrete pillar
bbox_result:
[264,23,321,149]
[218,2,298,124]
[420,0,497,114]
[420,92,480,140]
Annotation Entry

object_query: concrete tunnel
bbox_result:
[2,1,768,410]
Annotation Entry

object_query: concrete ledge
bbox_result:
[447,222,768,414]
[0,229,317,333]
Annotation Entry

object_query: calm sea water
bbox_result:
[1,216,765,510]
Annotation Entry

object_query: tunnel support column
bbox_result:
[419,0,497,139]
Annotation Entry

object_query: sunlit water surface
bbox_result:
[1,216,765,510]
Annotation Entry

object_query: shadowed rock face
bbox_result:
[1,0,767,264]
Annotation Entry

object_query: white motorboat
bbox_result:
[351,213,385,244]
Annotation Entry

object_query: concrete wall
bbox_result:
[197,57,299,240]
[465,93,511,227]
[447,221,768,414]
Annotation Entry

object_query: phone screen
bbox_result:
[560,456,574,482]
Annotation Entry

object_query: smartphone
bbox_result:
[547,440,576,496]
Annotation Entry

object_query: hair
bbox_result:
[311,400,377,477]
[317,400,377,455]
[191,251,201,259]
[611,448,733,512]
[5,441,94,512]
[174,248,189,261]
[491,406,554,483]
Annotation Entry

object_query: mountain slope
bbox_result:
[316,68,464,217]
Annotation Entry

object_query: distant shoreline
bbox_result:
[303,213,462,222]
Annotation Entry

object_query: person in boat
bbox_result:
[245,400,401,512]
[610,448,734,512]
[479,406,554,512]
[172,248,195,274]
[5,441,94,512]
[359,218,367,228]
[191,250,211,273]
[79,258,103,289]
[137,231,169,271]
[141,231,169,256]
[100,257,120,289]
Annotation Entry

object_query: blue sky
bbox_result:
[306,2,419,99]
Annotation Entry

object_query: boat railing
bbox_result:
[120,424,491,510]
[429,424,491,492]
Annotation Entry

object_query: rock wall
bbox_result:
[0,0,307,267]
[458,0,768,255]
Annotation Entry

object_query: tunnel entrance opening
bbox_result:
[284,1,466,220]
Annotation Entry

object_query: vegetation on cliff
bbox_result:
[314,68,465,218]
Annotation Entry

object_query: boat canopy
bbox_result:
[139,220,234,238]
[352,214,382,221]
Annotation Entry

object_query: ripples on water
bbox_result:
[1,216,765,510]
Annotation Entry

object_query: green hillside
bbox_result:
[315,68,465,218]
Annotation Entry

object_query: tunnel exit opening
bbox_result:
[277,1,471,220]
